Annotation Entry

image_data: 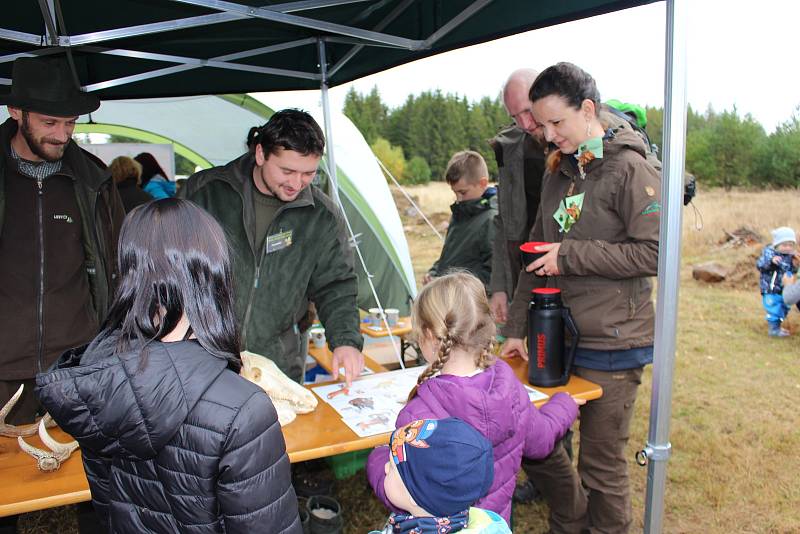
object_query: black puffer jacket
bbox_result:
[36,335,302,534]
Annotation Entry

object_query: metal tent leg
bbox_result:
[317,38,405,369]
[640,1,689,532]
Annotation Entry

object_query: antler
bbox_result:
[0,384,57,437]
[17,414,79,472]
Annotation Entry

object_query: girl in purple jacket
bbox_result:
[367,272,582,523]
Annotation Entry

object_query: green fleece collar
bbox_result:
[207,151,316,211]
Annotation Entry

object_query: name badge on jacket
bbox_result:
[266,230,293,253]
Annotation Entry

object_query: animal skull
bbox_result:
[0,384,57,437]
[17,414,79,472]
[240,351,318,426]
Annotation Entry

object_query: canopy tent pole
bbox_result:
[317,38,405,369]
[640,0,688,532]
[317,38,340,206]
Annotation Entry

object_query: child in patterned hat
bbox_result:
[369,417,510,534]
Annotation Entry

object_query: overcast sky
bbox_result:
[260,0,800,133]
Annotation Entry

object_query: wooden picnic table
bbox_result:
[0,352,601,517]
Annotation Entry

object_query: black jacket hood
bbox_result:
[36,336,229,460]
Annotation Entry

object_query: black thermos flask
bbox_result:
[527,288,580,387]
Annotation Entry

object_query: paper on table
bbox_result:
[524,385,550,403]
[341,411,396,437]
[312,366,426,428]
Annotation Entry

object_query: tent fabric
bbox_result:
[85,94,265,166]
[0,1,656,100]
[0,94,416,313]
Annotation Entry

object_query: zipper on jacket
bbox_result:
[36,178,45,373]
[241,249,265,346]
[240,207,290,346]
[88,189,109,317]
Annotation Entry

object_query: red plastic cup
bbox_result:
[520,241,551,267]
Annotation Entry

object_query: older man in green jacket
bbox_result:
[182,109,364,385]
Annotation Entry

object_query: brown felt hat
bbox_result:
[0,56,99,117]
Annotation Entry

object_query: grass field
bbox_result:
[17,187,800,533]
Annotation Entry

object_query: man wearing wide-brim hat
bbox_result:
[0,56,124,427]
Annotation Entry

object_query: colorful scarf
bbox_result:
[387,510,469,533]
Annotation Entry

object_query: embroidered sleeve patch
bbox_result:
[641,201,661,216]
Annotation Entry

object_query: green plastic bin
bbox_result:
[325,449,371,479]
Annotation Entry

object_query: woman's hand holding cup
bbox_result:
[521,242,561,277]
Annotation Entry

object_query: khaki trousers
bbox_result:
[522,444,588,534]
[574,366,643,534]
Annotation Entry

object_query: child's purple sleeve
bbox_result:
[521,391,578,460]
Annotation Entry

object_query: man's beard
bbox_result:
[20,114,68,162]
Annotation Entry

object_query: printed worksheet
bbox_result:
[312,366,426,436]
[341,410,396,438]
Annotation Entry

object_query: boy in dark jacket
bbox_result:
[756,226,798,337]
[424,151,497,291]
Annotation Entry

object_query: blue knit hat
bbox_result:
[389,417,494,517]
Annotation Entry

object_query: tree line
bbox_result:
[344,86,800,189]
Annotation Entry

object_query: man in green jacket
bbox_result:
[182,109,364,385]
[424,150,497,291]
[489,68,547,324]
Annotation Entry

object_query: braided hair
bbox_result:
[407,271,496,401]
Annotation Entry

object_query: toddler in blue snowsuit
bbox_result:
[756,226,798,337]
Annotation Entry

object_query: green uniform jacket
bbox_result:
[504,125,660,351]
[181,153,362,381]
[429,189,497,290]
[489,126,545,298]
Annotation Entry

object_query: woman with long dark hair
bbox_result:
[134,151,176,199]
[36,199,302,534]
[502,62,661,533]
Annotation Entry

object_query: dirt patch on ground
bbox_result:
[389,186,416,213]
[719,246,761,290]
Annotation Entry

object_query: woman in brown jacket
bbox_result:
[502,62,661,533]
